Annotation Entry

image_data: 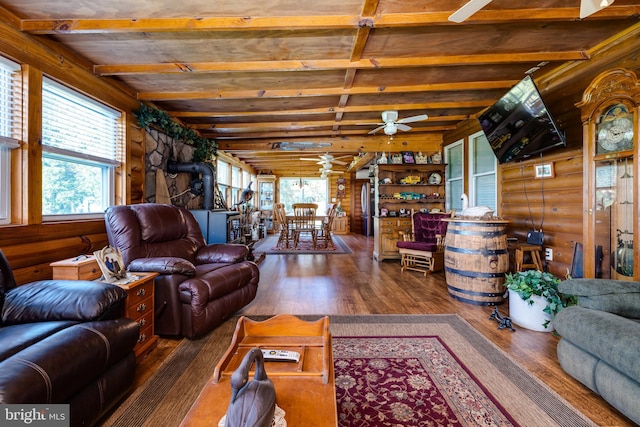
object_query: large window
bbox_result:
[41,78,122,219]
[0,57,21,225]
[216,160,230,206]
[278,177,328,214]
[469,131,497,211]
[445,132,497,215]
[445,140,464,213]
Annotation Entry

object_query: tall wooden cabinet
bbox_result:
[373,163,446,261]
[577,68,639,280]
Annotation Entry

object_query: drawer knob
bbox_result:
[138,333,147,343]
[138,318,147,328]
[136,303,147,313]
[136,288,146,297]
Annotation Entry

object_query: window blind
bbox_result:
[0,56,20,147]
[42,78,120,164]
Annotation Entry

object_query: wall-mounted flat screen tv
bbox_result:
[478,75,566,164]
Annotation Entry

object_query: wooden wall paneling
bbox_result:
[500,149,584,277]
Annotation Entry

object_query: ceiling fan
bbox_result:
[367,110,429,136]
[300,153,349,167]
[448,0,615,22]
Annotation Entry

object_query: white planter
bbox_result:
[508,289,554,332]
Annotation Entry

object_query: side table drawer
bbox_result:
[126,294,153,319]
[135,309,154,331]
[126,280,154,307]
[136,323,154,350]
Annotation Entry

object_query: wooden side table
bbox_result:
[51,257,158,362]
[113,272,159,362]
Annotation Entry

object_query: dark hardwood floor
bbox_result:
[137,233,634,427]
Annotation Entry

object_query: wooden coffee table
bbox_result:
[180,315,337,426]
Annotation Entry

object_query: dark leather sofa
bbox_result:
[104,203,260,339]
[0,249,139,427]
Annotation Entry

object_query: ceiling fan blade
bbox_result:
[300,157,321,161]
[396,123,412,132]
[369,125,386,135]
[448,0,493,23]
[397,114,429,124]
[580,0,615,18]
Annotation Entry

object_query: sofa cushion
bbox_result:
[0,318,139,404]
[0,321,78,360]
[128,257,196,276]
[554,306,640,383]
[559,279,640,319]
[2,281,128,325]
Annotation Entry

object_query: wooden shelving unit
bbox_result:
[373,163,446,262]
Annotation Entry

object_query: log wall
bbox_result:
[443,30,640,278]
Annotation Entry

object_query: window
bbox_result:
[469,131,497,211]
[445,132,497,215]
[0,56,21,225]
[231,165,242,206]
[41,78,121,219]
[278,177,328,214]
[445,140,464,213]
[216,160,230,206]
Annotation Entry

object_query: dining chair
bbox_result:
[316,204,337,249]
[291,203,318,248]
[273,203,292,248]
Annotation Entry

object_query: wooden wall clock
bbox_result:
[336,177,346,199]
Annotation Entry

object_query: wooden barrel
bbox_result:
[444,219,509,306]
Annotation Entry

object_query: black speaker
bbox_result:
[527,230,544,245]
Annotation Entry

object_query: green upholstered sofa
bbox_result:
[554,279,640,425]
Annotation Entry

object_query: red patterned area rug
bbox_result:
[333,336,515,426]
[252,234,352,254]
[101,315,597,427]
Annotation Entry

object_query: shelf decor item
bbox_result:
[415,152,429,164]
[402,151,415,164]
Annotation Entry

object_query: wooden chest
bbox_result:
[51,255,102,281]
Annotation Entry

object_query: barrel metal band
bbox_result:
[445,246,508,255]
[447,228,505,237]
[448,292,504,306]
[445,266,506,279]
[446,283,506,297]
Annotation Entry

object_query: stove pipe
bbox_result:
[167,160,215,210]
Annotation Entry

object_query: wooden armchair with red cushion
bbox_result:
[396,211,452,276]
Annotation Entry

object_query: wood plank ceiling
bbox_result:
[2,0,640,176]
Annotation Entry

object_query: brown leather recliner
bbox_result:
[0,249,139,427]
[104,203,260,339]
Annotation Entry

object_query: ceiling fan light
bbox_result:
[600,0,614,6]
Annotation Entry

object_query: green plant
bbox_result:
[505,270,576,323]
[134,104,217,162]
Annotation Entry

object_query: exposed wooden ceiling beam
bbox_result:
[190,116,469,130]
[169,101,491,118]
[138,80,518,101]
[20,7,640,34]
[207,126,455,139]
[94,52,588,75]
[216,134,442,152]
